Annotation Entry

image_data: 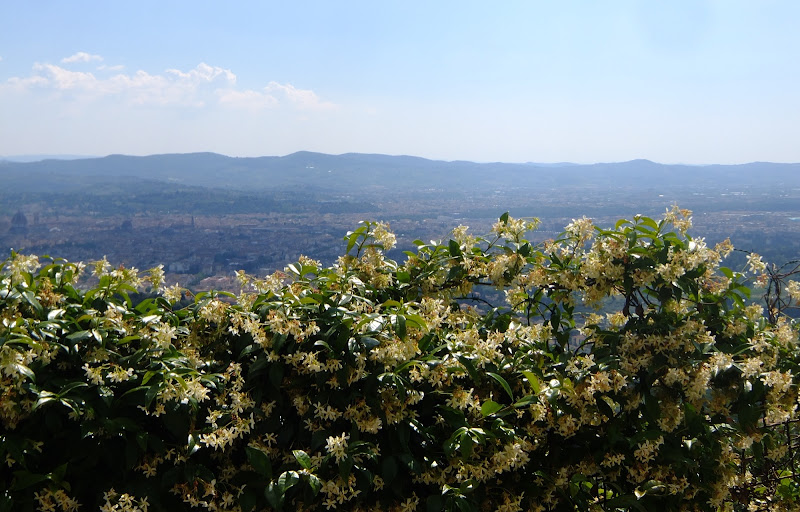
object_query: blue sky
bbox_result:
[1,1,798,164]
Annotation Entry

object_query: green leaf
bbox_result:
[21,291,43,315]
[639,216,659,231]
[358,336,381,349]
[448,239,462,257]
[145,384,159,409]
[604,494,648,511]
[116,335,139,345]
[457,356,481,383]
[57,381,88,397]
[307,474,322,496]
[66,330,93,342]
[49,463,68,485]
[454,495,479,512]
[338,455,354,480]
[141,370,158,386]
[240,487,257,512]
[487,372,514,401]
[278,470,300,493]
[47,308,65,320]
[480,400,503,417]
[11,470,50,491]
[395,315,407,340]
[346,230,361,253]
[293,450,312,470]
[513,395,537,408]
[245,446,273,479]
[313,340,334,353]
[404,314,428,331]
[13,364,35,382]
[264,483,281,509]
[521,371,540,393]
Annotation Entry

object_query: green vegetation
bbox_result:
[1,208,798,511]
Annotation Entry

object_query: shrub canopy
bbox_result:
[1,207,799,511]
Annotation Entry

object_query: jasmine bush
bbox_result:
[1,208,798,511]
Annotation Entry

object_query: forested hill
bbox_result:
[2,151,799,193]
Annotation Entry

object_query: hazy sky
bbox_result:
[1,1,798,164]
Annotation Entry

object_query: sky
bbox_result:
[1,1,798,164]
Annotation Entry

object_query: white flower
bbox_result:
[747,253,766,274]
[372,222,396,250]
[326,433,349,463]
[162,283,184,303]
[6,253,40,282]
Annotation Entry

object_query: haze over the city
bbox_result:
[1,1,799,165]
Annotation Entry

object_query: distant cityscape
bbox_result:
[2,152,799,291]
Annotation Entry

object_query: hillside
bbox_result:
[2,152,799,193]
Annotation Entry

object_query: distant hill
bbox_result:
[1,151,798,194]
[0,154,98,163]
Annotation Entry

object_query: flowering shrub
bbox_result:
[1,209,799,511]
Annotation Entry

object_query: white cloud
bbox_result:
[1,58,337,114]
[217,89,278,109]
[166,62,236,85]
[3,62,236,107]
[34,63,98,90]
[61,52,103,64]
[265,81,337,110]
[216,82,338,112]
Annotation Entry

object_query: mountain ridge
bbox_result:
[2,151,799,194]
[5,150,799,167]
